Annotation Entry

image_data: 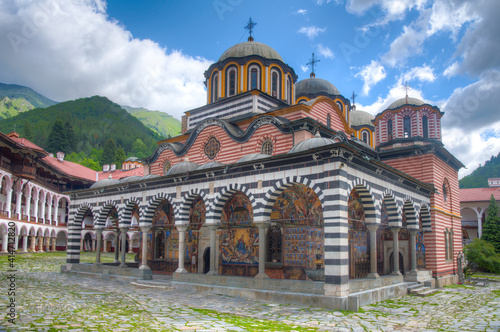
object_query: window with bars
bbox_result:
[267,226,282,263]
[261,139,273,155]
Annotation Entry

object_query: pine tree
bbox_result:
[22,121,33,141]
[115,146,126,168]
[64,119,76,153]
[101,138,117,165]
[46,119,66,153]
[481,194,500,253]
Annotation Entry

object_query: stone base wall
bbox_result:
[435,274,458,288]
[349,275,404,293]
[61,263,152,280]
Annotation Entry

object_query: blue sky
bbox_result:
[1,0,499,178]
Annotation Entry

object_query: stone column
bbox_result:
[45,236,50,252]
[53,200,59,226]
[94,229,102,265]
[175,225,188,274]
[30,235,36,252]
[51,237,56,252]
[409,230,418,273]
[38,236,44,253]
[14,235,18,251]
[92,239,96,252]
[33,198,39,222]
[103,239,107,253]
[139,227,150,270]
[40,198,46,223]
[15,192,23,220]
[255,223,270,279]
[119,228,128,267]
[366,224,380,279]
[25,194,32,221]
[80,237,84,251]
[5,189,12,218]
[391,228,401,275]
[477,216,482,239]
[1,233,8,253]
[22,235,28,252]
[207,224,218,275]
[47,201,52,224]
[114,229,121,264]
[128,238,134,254]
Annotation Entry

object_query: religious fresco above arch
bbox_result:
[147,200,178,273]
[186,196,206,273]
[348,188,370,279]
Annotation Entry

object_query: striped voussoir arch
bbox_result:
[419,204,432,231]
[95,200,119,229]
[208,183,256,224]
[178,188,207,224]
[403,198,418,229]
[139,192,174,227]
[348,179,376,223]
[67,203,94,264]
[260,176,323,221]
[72,203,94,226]
[382,191,400,227]
[119,197,142,228]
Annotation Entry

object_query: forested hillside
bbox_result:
[0,82,57,108]
[121,105,181,138]
[460,152,500,188]
[0,96,161,170]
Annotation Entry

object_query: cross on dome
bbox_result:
[350,91,357,109]
[402,81,411,104]
[306,52,320,78]
[244,17,257,41]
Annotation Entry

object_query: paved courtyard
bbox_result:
[1,252,500,331]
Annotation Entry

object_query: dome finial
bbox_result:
[402,81,411,104]
[306,52,320,78]
[245,17,257,41]
[350,91,357,110]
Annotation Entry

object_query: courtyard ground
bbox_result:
[1,252,499,331]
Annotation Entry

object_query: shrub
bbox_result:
[463,238,500,276]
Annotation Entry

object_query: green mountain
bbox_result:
[121,105,181,138]
[0,96,35,119]
[0,96,162,169]
[0,82,57,108]
[460,152,500,188]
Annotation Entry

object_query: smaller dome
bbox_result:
[141,174,159,180]
[288,133,338,154]
[124,157,139,162]
[118,176,142,183]
[236,153,270,163]
[197,161,226,170]
[296,77,340,98]
[218,41,283,62]
[387,97,426,110]
[90,178,119,189]
[351,110,374,127]
[167,161,200,176]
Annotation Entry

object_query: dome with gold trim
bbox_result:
[218,41,284,62]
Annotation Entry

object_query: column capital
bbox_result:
[176,224,188,232]
[409,229,420,234]
[95,228,103,235]
[391,227,400,234]
[207,223,219,230]
[119,227,129,233]
[366,223,380,232]
[140,226,151,233]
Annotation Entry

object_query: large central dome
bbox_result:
[218,41,284,62]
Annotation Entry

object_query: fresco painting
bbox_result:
[220,228,258,265]
[348,189,370,279]
[416,232,426,268]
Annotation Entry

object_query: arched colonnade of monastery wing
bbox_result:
[67,146,432,292]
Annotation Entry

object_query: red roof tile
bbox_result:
[97,167,144,181]
[42,156,97,182]
[460,187,500,202]
[10,136,46,151]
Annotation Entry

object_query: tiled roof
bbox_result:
[97,167,144,181]
[42,156,97,182]
[9,136,46,151]
[460,187,500,202]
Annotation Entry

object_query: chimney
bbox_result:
[49,153,54,158]
[181,115,188,134]
[103,164,110,172]
[57,151,65,162]
[110,164,116,172]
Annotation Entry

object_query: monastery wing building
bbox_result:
[65,34,464,310]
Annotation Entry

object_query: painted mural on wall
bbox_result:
[187,196,205,273]
[271,184,322,226]
[348,189,370,279]
[416,232,425,268]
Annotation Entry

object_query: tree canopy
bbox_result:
[481,194,500,253]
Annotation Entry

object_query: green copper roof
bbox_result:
[218,41,283,62]
[296,77,340,97]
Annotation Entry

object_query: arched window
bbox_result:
[261,139,273,155]
[362,131,370,144]
[422,115,428,138]
[442,182,448,202]
[248,65,261,90]
[271,71,279,98]
[163,160,171,175]
[227,67,237,96]
[387,119,393,141]
[404,115,411,138]
[267,226,282,263]
[327,113,331,127]
[212,72,219,102]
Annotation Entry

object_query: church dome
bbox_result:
[166,161,200,176]
[236,153,269,163]
[218,41,284,62]
[351,110,374,127]
[387,97,426,110]
[197,161,226,170]
[90,178,119,189]
[296,77,340,98]
[288,133,338,154]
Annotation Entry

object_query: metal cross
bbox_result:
[402,81,411,103]
[244,17,257,38]
[306,53,320,75]
[350,91,357,107]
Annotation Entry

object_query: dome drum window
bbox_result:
[226,66,238,97]
[404,115,411,138]
[270,68,281,99]
[212,72,219,102]
[248,64,261,90]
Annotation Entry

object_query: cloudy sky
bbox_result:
[0,0,499,178]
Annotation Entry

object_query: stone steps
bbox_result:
[405,281,437,296]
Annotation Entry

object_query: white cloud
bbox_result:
[298,26,326,40]
[355,60,386,96]
[381,25,427,67]
[317,44,334,59]
[402,65,435,83]
[296,9,308,15]
[0,0,211,120]
[443,62,459,78]
[301,65,309,73]
[346,0,427,19]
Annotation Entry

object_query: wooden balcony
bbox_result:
[11,164,36,179]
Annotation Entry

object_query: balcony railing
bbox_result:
[11,164,36,178]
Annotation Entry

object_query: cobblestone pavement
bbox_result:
[1,252,500,331]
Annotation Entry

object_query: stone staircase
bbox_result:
[405,281,438,296]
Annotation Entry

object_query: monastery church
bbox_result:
[64,23,464,310]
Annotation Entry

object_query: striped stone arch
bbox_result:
[178,188,207,225]
[72,203,94,227]
[403,198,418,229]
[260,176,324,222]
[382,191,400,227]
[419,204,431,232]
[96,200,119,229]
[140,192,175,227]
[346,178,376,223]
[119,197,142,228]
[207,183,256,224]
